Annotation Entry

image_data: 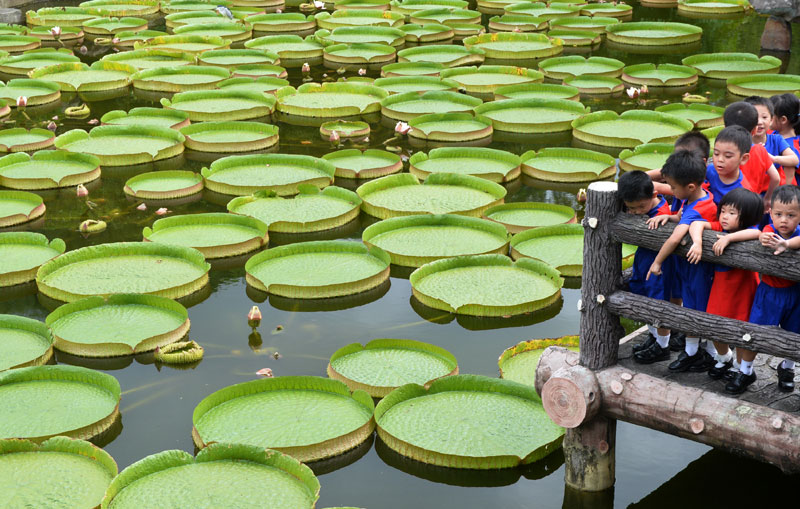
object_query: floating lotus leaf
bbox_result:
[0,79,61,107]
[315,9,405,29]
[29,25,85,44]
[548,15,620,33]
[165,10,243,28]
[562,75,623,94]
[363,213,509,266]
[153,339,204,364]
[381,61,444,76]
[477,0,538,14]
[202,153,335,196]
[124,170,203,199]
[181,121,279,152]
[160,0,232,13]
[276,82,388,117]
[197,48,281,68]
[654,103,724,129]
[26,7,96,26]
[246,13,317,32]
[0,365,120,441]
[82,16,149,35]
[498,336,579,387]
[0,25,26,37]
[0,49,80,76]
[217,77,289,96]
[324,42,397,64]
[409,7,481,24]
[143,212,269,258]
[46,294,190,357]
[244,34,323,59]
[538,55,624,80]
[328,339,459,397]
[677,0,747,14]
[726,74,800,97]
[488,14,548,32]
[31,61,136,92]
[622,63,698,87]
[0,151,100,190]
[0,128,55,152]
[101,48,197,69]
[174,21,253,42]
[80,0,161,16]
[503,1,581,19]
[546,29,601,47]
[439,65,543,94]
[618,142,674,172]
[322,149,402,179]
[0,232,64,289]
[408,112,493,142]
[579,2,633,17]
[101,443,319,509]
[493,82,580,101]
[463,32,562,60]
[680,52,781,79]
[390,0,468,16]
[102,107,190,129]
[161,89,276,121]
[0,190,45,227]
[55,125,185,166]
[36,242,210,302]
[193,376,375,462]
[134,34,230,54]
[374,75,459,94]
[228,185,362,232]
[113,29,166,47]
[0,35,41,53]
[605,21,702,46]
[320,119,370,139]
[0,437,117,508]
[381,90,482,121]
[319,26,406,46]
[409,147,520,182]
[474,97,589,134]
[572,110,693,148]
[0,314,53,370]
[521,147,615,182]
[232,63,288,78]
[375,374,565,467]
[399,23,454,43]
[357,172,506,219]
[335,0,392,9]
[397,44,484,67]
[482,202,576,233]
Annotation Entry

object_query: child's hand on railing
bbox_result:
[646,215,670,230]
[687,242,703,264]
[713,234,732,256]
[761,232,789,255]
[645,261,661,280]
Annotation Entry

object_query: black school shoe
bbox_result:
[777,365,795,392]
[669,332,686,352]
[708,360,733,380]
[725,370,756,394]
[633,342,670,364]
[632,334,656,353]
[668,349,714,372]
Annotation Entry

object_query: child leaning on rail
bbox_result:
[618,170,675,359]
[642,151,717,371]
[686,188,763,389]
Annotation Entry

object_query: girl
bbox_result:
[686,187,764,382]
[744,96,799,186]
[770,93,800,187]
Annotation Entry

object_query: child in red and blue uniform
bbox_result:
[687,188,764,382]
[770,93,800,186]
[619,171,676,361]
[639,151,717,369]
[704,125,755,206]
[745,96,799,187]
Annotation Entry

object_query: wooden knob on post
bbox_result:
[541,365,602,428]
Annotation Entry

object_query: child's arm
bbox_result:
[761,231,800,254]
[769,147,800,169]
[647,223,689,280]
[783,165,796,187]
[653,182,672,196]
[713,228,761,255]
[764,165,780,212]
[646,213,679,229]
[686,220,711,264]
[646,168,664,182]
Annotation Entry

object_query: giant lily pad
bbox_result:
[315,9,405,29]
[538,55,624,80]
[439,65,543,94]
[0,437,117,509]
[362,214,509,266]
[276,82,388,117]
[160,0,233,14]
[399,23,454,43]
[0,191,45,228]
[397,44,484,67]
[504,1,581,19]
[498,336,579,387]
[374,375,564,467]
[181,121,279,152]
[320,119,370,139]
[131,65,231,92]
[474,97,589,133]
[0,79,60,106]
[374,76,459,94]
[408,112,493,142]
[680,52,781,79]
[521,147,615,182]
[654,103,724,129]
[47,294,190,357]
[36,242,210,302]
[82,16,149,35]
[0,315,52,371]
[0,128,54,152]
[572,110,693,148]
[143,213,269,258]
[80,0,160,16]
[328,339,459,397]
[26,7,96,26]
[510,223,576,275]
[324,42,397,64]
[217,76,290,95]
[477,0,536,15]
[164,10,235,28]
[55,125,185,166]
[246,13,317,32]
[0,49,80,76]
[358,173,506,219]
[113,29,166,47]
[100,443,320,509]
[29,25,85,44]
[134,34,230,55]
[605,21,702,46]
[174,21,253,43]
[409,8,481,25]
[381,61,445,77]
[101,107,190,130]
[29,61,136,92]
[0,35,41,53]
[579,2,632,18]
[0,233,65,288]
[618,142,674,172]
[493,82,580,101]
[482,202,576,234]
[547,29,601,47]
[245,34,324,59]
[322,149,402,179]
[390,0,468,16]
[563,75,624,94]
[726,74,800,97]
[161,89,276,121]
[101,48,197,70]
[488,14,548,32]
[124,171,203,199]
[0,365,120,441]
[409,147,520,182]
[677,0,747,14]
[0,151,100,190]
[335,0,393,10]
[197,49,281,68]
[548,15,620,33]
[381,90,482,121]
[193,376,375,461]
[621,63,698,87]
[232,63,289,79]
[202,153,335,196]
[228,186,362,232]
[318,26,406,46]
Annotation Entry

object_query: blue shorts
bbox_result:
[669,254,682,301]
[629,248,671,301]
[675,257,714,312]
[749,283,800,333]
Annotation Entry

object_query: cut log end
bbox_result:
[542,378,589,428]
[689,418,705,434]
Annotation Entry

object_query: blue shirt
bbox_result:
[765,133,791,158]
[705,163,744,206]
[679,192,717,226]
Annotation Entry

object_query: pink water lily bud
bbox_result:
[247,305,262,327]
[329,130,340,142]
[276,8,282,12]
[256,367,273,377]
[16,96,27,108]
[50,26,62,37]
[76,184,88,198]
[301,62,310,73]
[313,0,324,8]
[640,85,649,95]
[79,45,88,54]
[136,203,147,211]
[625,87,640,99]
[395,121,410,135]
[46,121,57,131]
[88,118,99,125]
[155,207,169,215]
[576,188,587,203]
[358,68,366,76]
[112,37,120,44]
[513,26,520,32]
[52,115,59,121]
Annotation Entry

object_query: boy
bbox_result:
[744,96,799,186]
[641,151,716,370]
[619,171,674,360]
[705,125,753,206]
[647,131,710,198]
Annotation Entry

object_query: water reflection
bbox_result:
[250,278,392,312]
[308,433,375,476]
[409,295,564,331]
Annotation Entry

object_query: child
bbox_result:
[704,125,753,205]
[638,151,716,369]
[646,131,710,198]
[686,188,763,381]
[618,171,674,359]
[770,93,800,186]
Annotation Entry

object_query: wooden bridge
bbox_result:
[536,181,800,492]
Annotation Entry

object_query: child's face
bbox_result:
[713,141,747,176]
[770,199,800,238]
[718,204,740,232]
[624,197,654,215]
[753,104,772,137]
[664,177,693,201]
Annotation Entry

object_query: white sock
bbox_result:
[714,350,732,368]
[647,325,657,337]
[740,360,754,375]
[704,341,717,355]
[732,359,740,371]
[685,337,700,356]
[656,333,670,349]
[782,360,795,370]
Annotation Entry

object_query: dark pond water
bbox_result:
[2,1,800,507]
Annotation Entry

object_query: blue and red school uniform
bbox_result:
[741,144,775,195]
[749,224,800,332]
[675,193,717,312]
[765,134,794,186]
[629,196,673,301]
[785,135,800,186]
[705,222,759,321]
[704,163,753,206]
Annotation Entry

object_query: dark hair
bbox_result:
[718,187,763,231]
[674,131,710,159]
[714,125,751,156]
[744,95,775,117]
[618,170,654,203]
[723,101,758,132]
[661,150,706,186]
[772,184,800,206]
[771,93,800,132]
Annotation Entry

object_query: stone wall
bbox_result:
[750,0,800,21]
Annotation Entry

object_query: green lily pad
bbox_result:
[572,110,693,148]
[47,294,190,357]
[181,121,279,152]
[498,336,579,387]
[0,35,42,53]
[26,7,96,26]
[0,151,100,190]
[618,142,674,172]
[548,15,620,33]
[134,34,230,54]
[374,75,459,94]
[193,376,375,462]
[334,0,392,10]
[0,128,55,153]
[315,9,405,29]
[488,14,548,32]
[677,0,747,14]
[245,34,324,59]
[320,120,370,139]
[0,315,53,370]
[409,7,481,25]
[318,26,407,46]
[381,90,483,121]
[324,42,396,64]
[131,65,231,92]
[381,61,445,77]
[0,25,26,36]
[276,82,388,117]
[482,202,576,234]
[0,78,61,107]
[101,107,190,129]
[165,10,243,28]
[399,23,454,43]
[0,233,64,289]
[201,153,335,196]
[538,55,624,80]
[439,65,543,94]
[101,48,196,70]
[521,147,615,182]
[562,75,624,94]
[504,2,582,20]
[397,44,485,67]
[546,29,601,47]
[143,213,269,259]
[55,125,185,166]
[605,21,703,46]
[161,89,276,121]
[408,112,493,142]
[0,365,120,441]
[31,61,136,92]
[493,82,580,101]
[390,0,468,16]
[217,76,290,95]
[124,170,203,200]
[477,0,537,14]
[362,214,509,266]
[726,74,800,97]
[174,21,253,42]
[112,29,166,47]
[654,103,724,129]
[101,443,320,509]
[0,49,80,76]
[622,63,698,87]
[80,0,160,16]
[681,52,781,79]
[0,190,45,228]
[82,16,148,35]
[409,147,520,182]
[246,13,317,32]
[161,0,232,14]
[579,2,633,17]
[357,172,506,219]
[474,97,590,134]
[29,26,85,44]
[231,63,288,79]
[328,339,459,397]
[322,149,402,179]
[36,242,210,302]
[197,48,280,68]
[228,186,362,233]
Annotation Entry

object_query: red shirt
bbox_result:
[741,144,773,194]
